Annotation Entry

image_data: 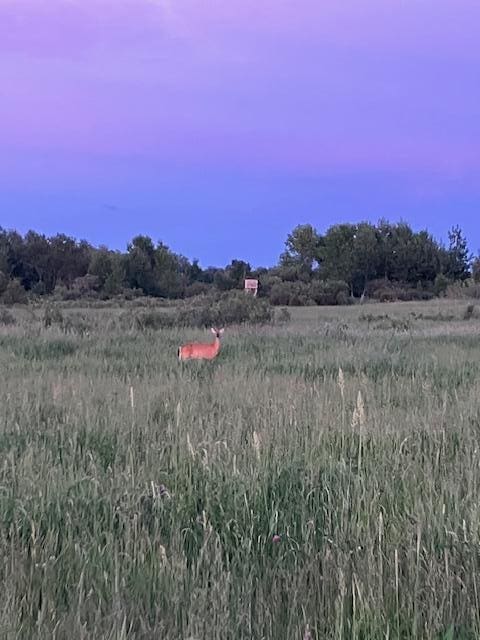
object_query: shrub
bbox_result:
[184,282,212,298]
[117,309,173,332]
[0,271,9,296]
[0,308,16,325]
[43,304,64,328]
[310,280,350,306]
[367,279,434,302]
[464,284,480,299]
[30,281,47,296]
[372,286,398,302]
[269,280,350,306]
[122,287,144,301]
[52,276,101,301]
[269,282,313,306]
[433,273,451,297]
[400,287,434,302]
[1,279,28,305]
[123,292,273,331]
[178,291,273,327]
[62,313,92,336]
[472,257,480,284]
[269,282,292,306]
[134,310,173,331]
[464,304,476,320]
[275,307,291,323]
[52,284,79,301]
[72,275,101,296]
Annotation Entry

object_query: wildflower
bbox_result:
[272,534,281,544]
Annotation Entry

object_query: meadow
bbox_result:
[1,299,480,639]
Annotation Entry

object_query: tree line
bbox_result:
[0,221,478,305]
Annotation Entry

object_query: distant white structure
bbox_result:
[244,278,258,297]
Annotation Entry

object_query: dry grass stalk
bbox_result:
[252,430,261,461]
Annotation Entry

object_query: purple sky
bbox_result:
[1,0,479,266]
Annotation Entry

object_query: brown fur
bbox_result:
[178,327,224,361]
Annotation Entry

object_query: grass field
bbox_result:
[1,299,480,639]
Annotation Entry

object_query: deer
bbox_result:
[178,327,224,361]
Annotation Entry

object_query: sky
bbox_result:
[0,0,479,266]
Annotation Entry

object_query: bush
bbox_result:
[433,273,451,297]
[269,280,350,306]
[0,271,9,296]
[464,304,477,320]
[0,308,16,325]
[43,304,64,328]
[31,281,47,296]
[1,279,28,305]
[275,307,291,323]
[121,287,144,301]
[61,312,92,336]
[184,282,212,298]
[178,291,273,327]
[460,283,480,300]
[134,310,173,331]
[269,281,313,306]
[52,284,79,301]
[367,279,434,302]
[72,275,101,296]
[310,280,350,305]
[373,286,398,302]
[124,292,274,331]
[472,258,480,284]
[255,274,282,298]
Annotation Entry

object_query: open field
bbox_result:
[1,299,480,639]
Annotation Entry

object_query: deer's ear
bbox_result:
[219,328,225,335]
[211,327,217,334]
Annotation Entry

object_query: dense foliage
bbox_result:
[0,221,475,305]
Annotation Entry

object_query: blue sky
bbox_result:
[1,0,479,265]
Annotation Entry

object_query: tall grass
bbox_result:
[1,300,480,639]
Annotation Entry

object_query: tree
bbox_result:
[320,224,357,292]
[378,222,441,285]
[0,229,10,276]
[49,235,91,288]
[104,254,127,296]
[350,223,383,295]
[214,269,236,291]
[153,242,186,298]
[0,271,8,296]
[226,259,251,288]
[198,267,217,285]
[0,230,24,282]
[472,256,480,284]
[188,259,203,284]
[280,224,322,274]
[2,279,28,304]
[89,247,114,288]
[444,225,471,282]
[126,235,156,294]
[23,231,53,292]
